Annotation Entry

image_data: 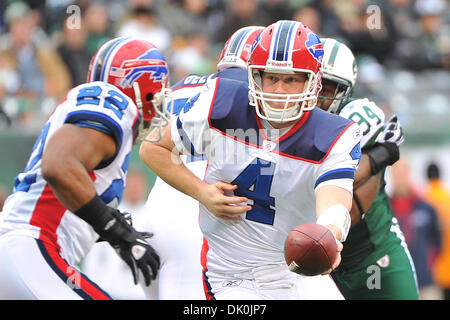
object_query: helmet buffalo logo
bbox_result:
[305,33,324,63]
[117,48,168,88]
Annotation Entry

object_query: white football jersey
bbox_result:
[171,77,362,274]
[142,68,251,300]
[0,81,139,266]
[152,68,248,187]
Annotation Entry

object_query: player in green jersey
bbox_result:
[317,38,419,300]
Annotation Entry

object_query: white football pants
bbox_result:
[0,233,112,300]
[203,263,344,300]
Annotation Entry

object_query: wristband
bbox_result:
[74,195,115,234]
[366,142,399,175]
[316,204,351,242]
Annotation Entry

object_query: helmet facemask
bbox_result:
[248,66,321,123]
[317,77,352,114]
[133,78,173,143]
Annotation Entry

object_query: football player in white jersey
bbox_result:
[140,21,361,300]
[317,38,418,299]
[0,38,171,299]
[139,26,264,300]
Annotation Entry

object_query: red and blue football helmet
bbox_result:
[248,20,324,123]
[87,37,172,141]
[217,26,265,71]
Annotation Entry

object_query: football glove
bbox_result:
[75,195,160,286]
[376,115,404,147]
[367,115,404,175]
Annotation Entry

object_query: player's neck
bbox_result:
[267,120,296,129]
[261,119,295,140]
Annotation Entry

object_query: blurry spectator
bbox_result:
[0,1,71,126]
[84,2,112,55]
[0,50,20,99]
[390,157,442,300]
[57,17,91,87]
[385,0,416,38]
[337,0,398,64]
[293,6,322,35]
[392,0,449,70]
[258,0,292,26]
[40,0,74,37]
[315,0,346,38]
[81,167,150,300]
[170,32,215,83]
[116,0,172,54]
[424,162,450,300]
[213,0,260,44]
[157,0,212,40]
[0,51,19,127]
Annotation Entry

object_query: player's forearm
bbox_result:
[41,125,115,211]
[353,154,373,189]
[42,157,97,211]
[316,185,352,242]
[139,142,206,202]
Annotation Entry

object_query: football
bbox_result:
[284,223,338,276]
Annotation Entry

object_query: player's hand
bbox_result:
[199,181,251,221]
[98,208,161,286]
[368,115,404,174]
[322,226,343,275]
[376,114,404,147]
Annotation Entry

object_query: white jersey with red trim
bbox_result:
[0,81,139,266]
[140,69,248,300]
[171,77,362,274]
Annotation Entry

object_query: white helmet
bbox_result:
[318,38,357,114]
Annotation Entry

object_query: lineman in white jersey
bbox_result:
[140,21,361,300]
[140,26,264,300]
[0,38,171,299]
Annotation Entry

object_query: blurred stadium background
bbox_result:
[0,0,450,193]
[0,0,449,193]
[0,0,449,298]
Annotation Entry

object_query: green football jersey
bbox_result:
[332,98,418,299]
[337,98,398,270]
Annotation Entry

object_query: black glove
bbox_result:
[366,142,399,175]
[75,196,160,286]
[367,115,404,175]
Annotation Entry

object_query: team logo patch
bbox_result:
[262,139,277,152]
[305,32,324,63]
[117,48,168,88]
[376,254,390,268]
